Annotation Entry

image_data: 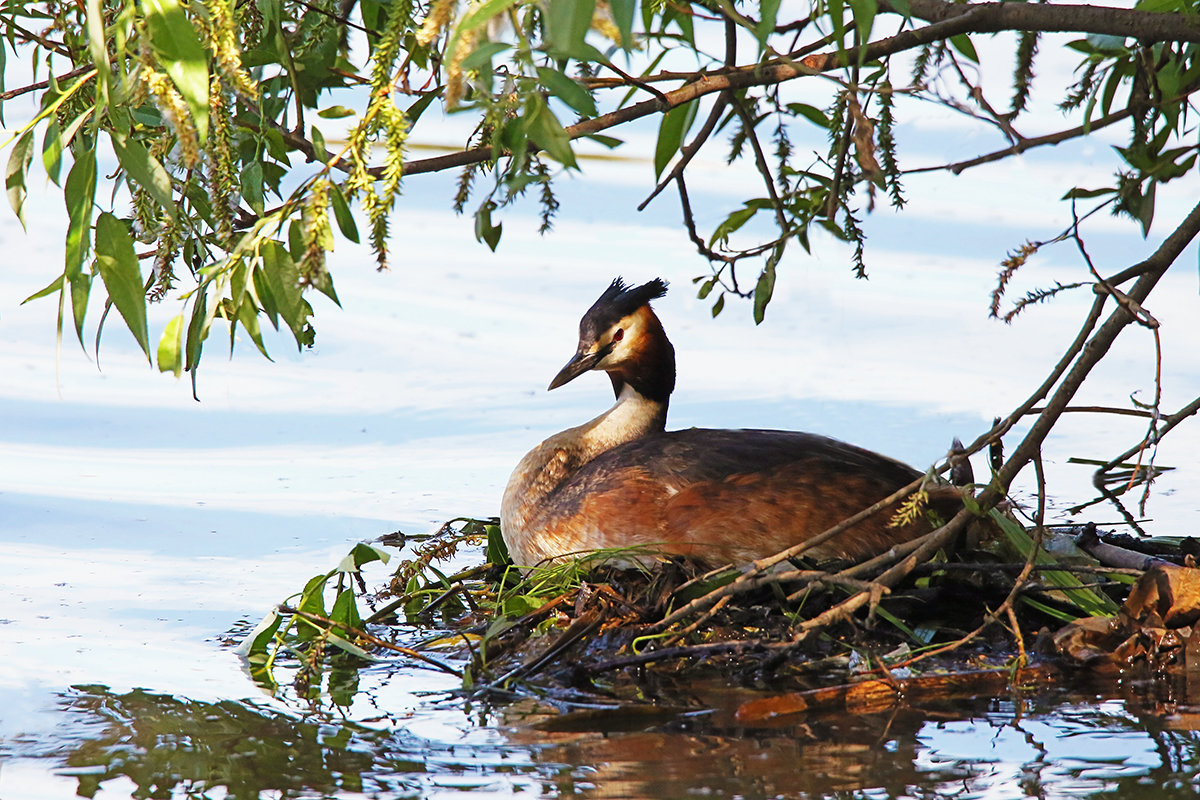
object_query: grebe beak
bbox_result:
[548,344,610,391]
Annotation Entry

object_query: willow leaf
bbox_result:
[95,212,150,360]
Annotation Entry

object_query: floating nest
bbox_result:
[240,513,1200,721]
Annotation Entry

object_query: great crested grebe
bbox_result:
[501,278,942,569]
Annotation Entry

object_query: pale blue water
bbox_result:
[2,79,1200,798]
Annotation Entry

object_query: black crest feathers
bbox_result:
[580,278,668,336]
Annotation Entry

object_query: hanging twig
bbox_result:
[637,92,730,211]
[730,95,791,232]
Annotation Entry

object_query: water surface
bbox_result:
[2,95,1200,797]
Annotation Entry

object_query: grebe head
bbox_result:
[548,278,676,403]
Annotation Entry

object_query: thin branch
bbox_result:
[0,65,93,102]
[579,69,744,90]
[235,97,338,165]
[730,95,790,232]
[599,59,671,106]
[936,203,1200,559]
[637,92,730,211]
[945,53,1026,144]
[676,177,734,265]
[783,527,939,603]
[415,2,1193,194]
[405,0,1200,177]
[291,0,371,35]
[638,14,739,212]
[907,561,1146,577]
[0,17,72,58]
[1067,204,1167,515]
[982,198,1200,511]
[883,0,1200,44]
[907,106,1136,175]
[1101,395,1200,474]
[1023,405,1156,419]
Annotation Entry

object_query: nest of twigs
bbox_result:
[240,514,1200,719]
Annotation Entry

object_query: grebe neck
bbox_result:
[577,382,668,460]
[500,382,668,565]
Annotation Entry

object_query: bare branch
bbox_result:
[676,177,734,266]
[983,199,1200,506]
[1098,394,1200,476]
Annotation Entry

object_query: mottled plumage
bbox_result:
[501,278,942,569]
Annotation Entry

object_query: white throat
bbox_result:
[579,382,667,457]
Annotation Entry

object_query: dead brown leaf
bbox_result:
[1055,565,1200,671]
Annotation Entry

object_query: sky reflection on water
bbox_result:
[2,74,1200,796]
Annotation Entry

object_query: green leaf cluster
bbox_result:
[240,541,391,695]
[1,0,1198,376]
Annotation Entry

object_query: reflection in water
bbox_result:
[24,681,1200,799]
[513,684,1200,799]
[50,685,559,798]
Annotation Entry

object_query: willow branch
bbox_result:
[676,177,734,265]
[637,92,730,211]
[403,2,1200,178]
[0,17,72,57]
[909,108,1136,176]
[0,65,93,102]
[730,95,790,232]
[884,0,1200,43]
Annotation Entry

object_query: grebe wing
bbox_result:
[600,428,921,486]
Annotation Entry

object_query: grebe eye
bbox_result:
[612,329,624,343]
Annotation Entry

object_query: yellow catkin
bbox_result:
[592,1,622,47]
[142,66,201,168]
[204,0,259,97]
[888,490,928,529]
[416,0,457,47]
[207,75,237,241]
[151,217,181,300]
[300,178,331,286]
[444,27,477,109]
